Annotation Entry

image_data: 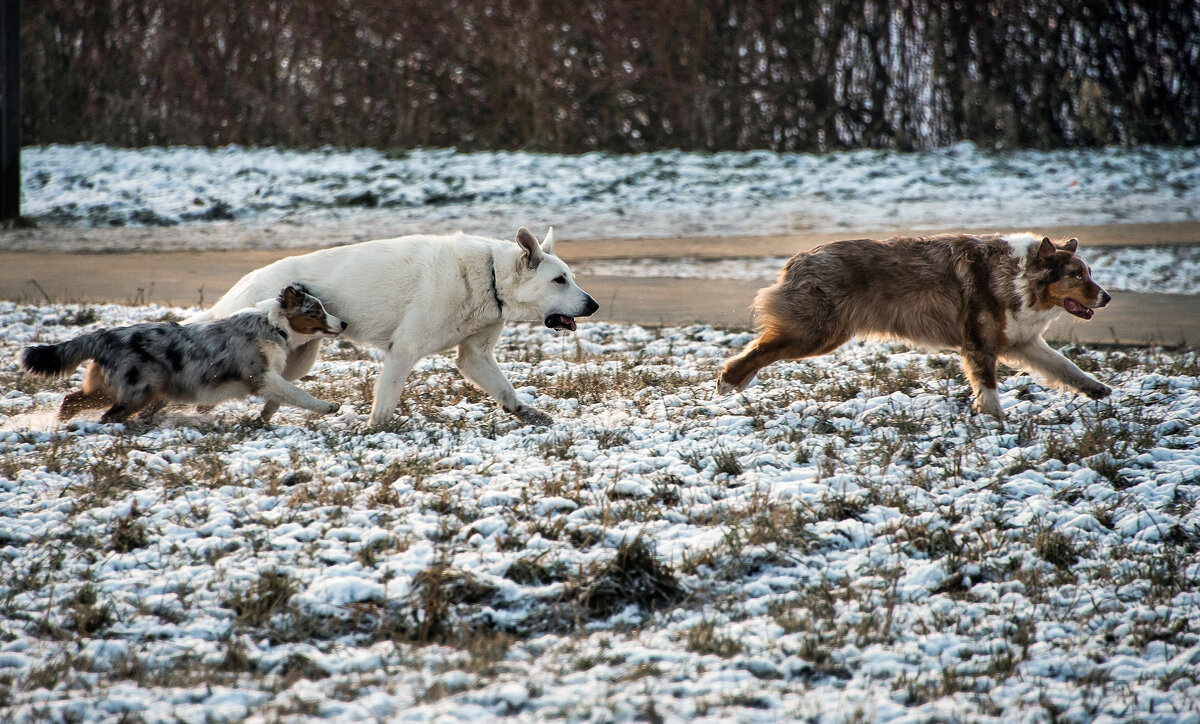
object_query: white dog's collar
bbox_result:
[488,252,504,314]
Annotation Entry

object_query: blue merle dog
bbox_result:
[19,285,347,424]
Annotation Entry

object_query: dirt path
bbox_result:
[2,221,1198,344]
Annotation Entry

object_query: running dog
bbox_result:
[19,285,347,423]
[189,228,599,428]
[719,233,1113,419]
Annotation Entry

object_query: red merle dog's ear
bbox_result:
[1060,238,1079,254]
[1037,237,1057,259]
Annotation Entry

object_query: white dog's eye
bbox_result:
[553,275,567,285]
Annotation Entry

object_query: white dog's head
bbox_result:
[503,227,598,331]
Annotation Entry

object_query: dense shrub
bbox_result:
[23,1,1200,151]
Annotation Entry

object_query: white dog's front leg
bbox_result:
[282,339,323,380]
[369,348,418,428]
[1005,338,1111,400]
[257,372,340,416]
[456,324,552,426]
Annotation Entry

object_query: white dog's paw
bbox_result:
[367,411,392,429]
[514,406,553,427]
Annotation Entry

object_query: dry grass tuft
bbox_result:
[225,571,297,628]
[110,504,149,553]
[572,537,684,618]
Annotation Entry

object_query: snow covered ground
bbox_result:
[19,143,1200,244]
[577,244,1200,295]
[16,143,1200,296]
[2,301,1199,722]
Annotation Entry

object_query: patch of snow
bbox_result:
[15,142,1200,248]
[1,300,1199,722]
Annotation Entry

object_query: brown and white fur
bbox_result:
[718,233,1112,419]
[19,285,347,424]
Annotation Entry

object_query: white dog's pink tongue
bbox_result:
[546,314,577,331]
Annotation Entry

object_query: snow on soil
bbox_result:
[2,302,1199,722]
[19,143,1200,245]
[577,245,1200,295]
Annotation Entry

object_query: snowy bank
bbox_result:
[20,142,1200,242]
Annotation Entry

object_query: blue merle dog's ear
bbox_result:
[279,285,307,308]
[1060,238,1079,254]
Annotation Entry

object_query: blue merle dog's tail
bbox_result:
[19,332,107,377]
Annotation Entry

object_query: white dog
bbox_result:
[191,228,598,428]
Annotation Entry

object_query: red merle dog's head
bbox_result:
[1027,237,1111,320]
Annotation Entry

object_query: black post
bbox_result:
[0,0,18,224]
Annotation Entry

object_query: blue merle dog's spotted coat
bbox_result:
[19,285,345,423]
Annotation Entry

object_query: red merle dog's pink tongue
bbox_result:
[1063,299,1094,320]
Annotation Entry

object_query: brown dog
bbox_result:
[718,233,1112,419]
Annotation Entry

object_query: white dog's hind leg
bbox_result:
[456,323,552,426]
[260,339,324,422]
[1004,338,1111,400]
[257,372,340,416]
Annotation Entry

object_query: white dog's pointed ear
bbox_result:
[1061,238,1079,253]
[540,226,556,255]
[515,227,543,269]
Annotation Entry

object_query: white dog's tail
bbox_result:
[193,257,300,324]
[185,308,216,324]
[187,273,274,325]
